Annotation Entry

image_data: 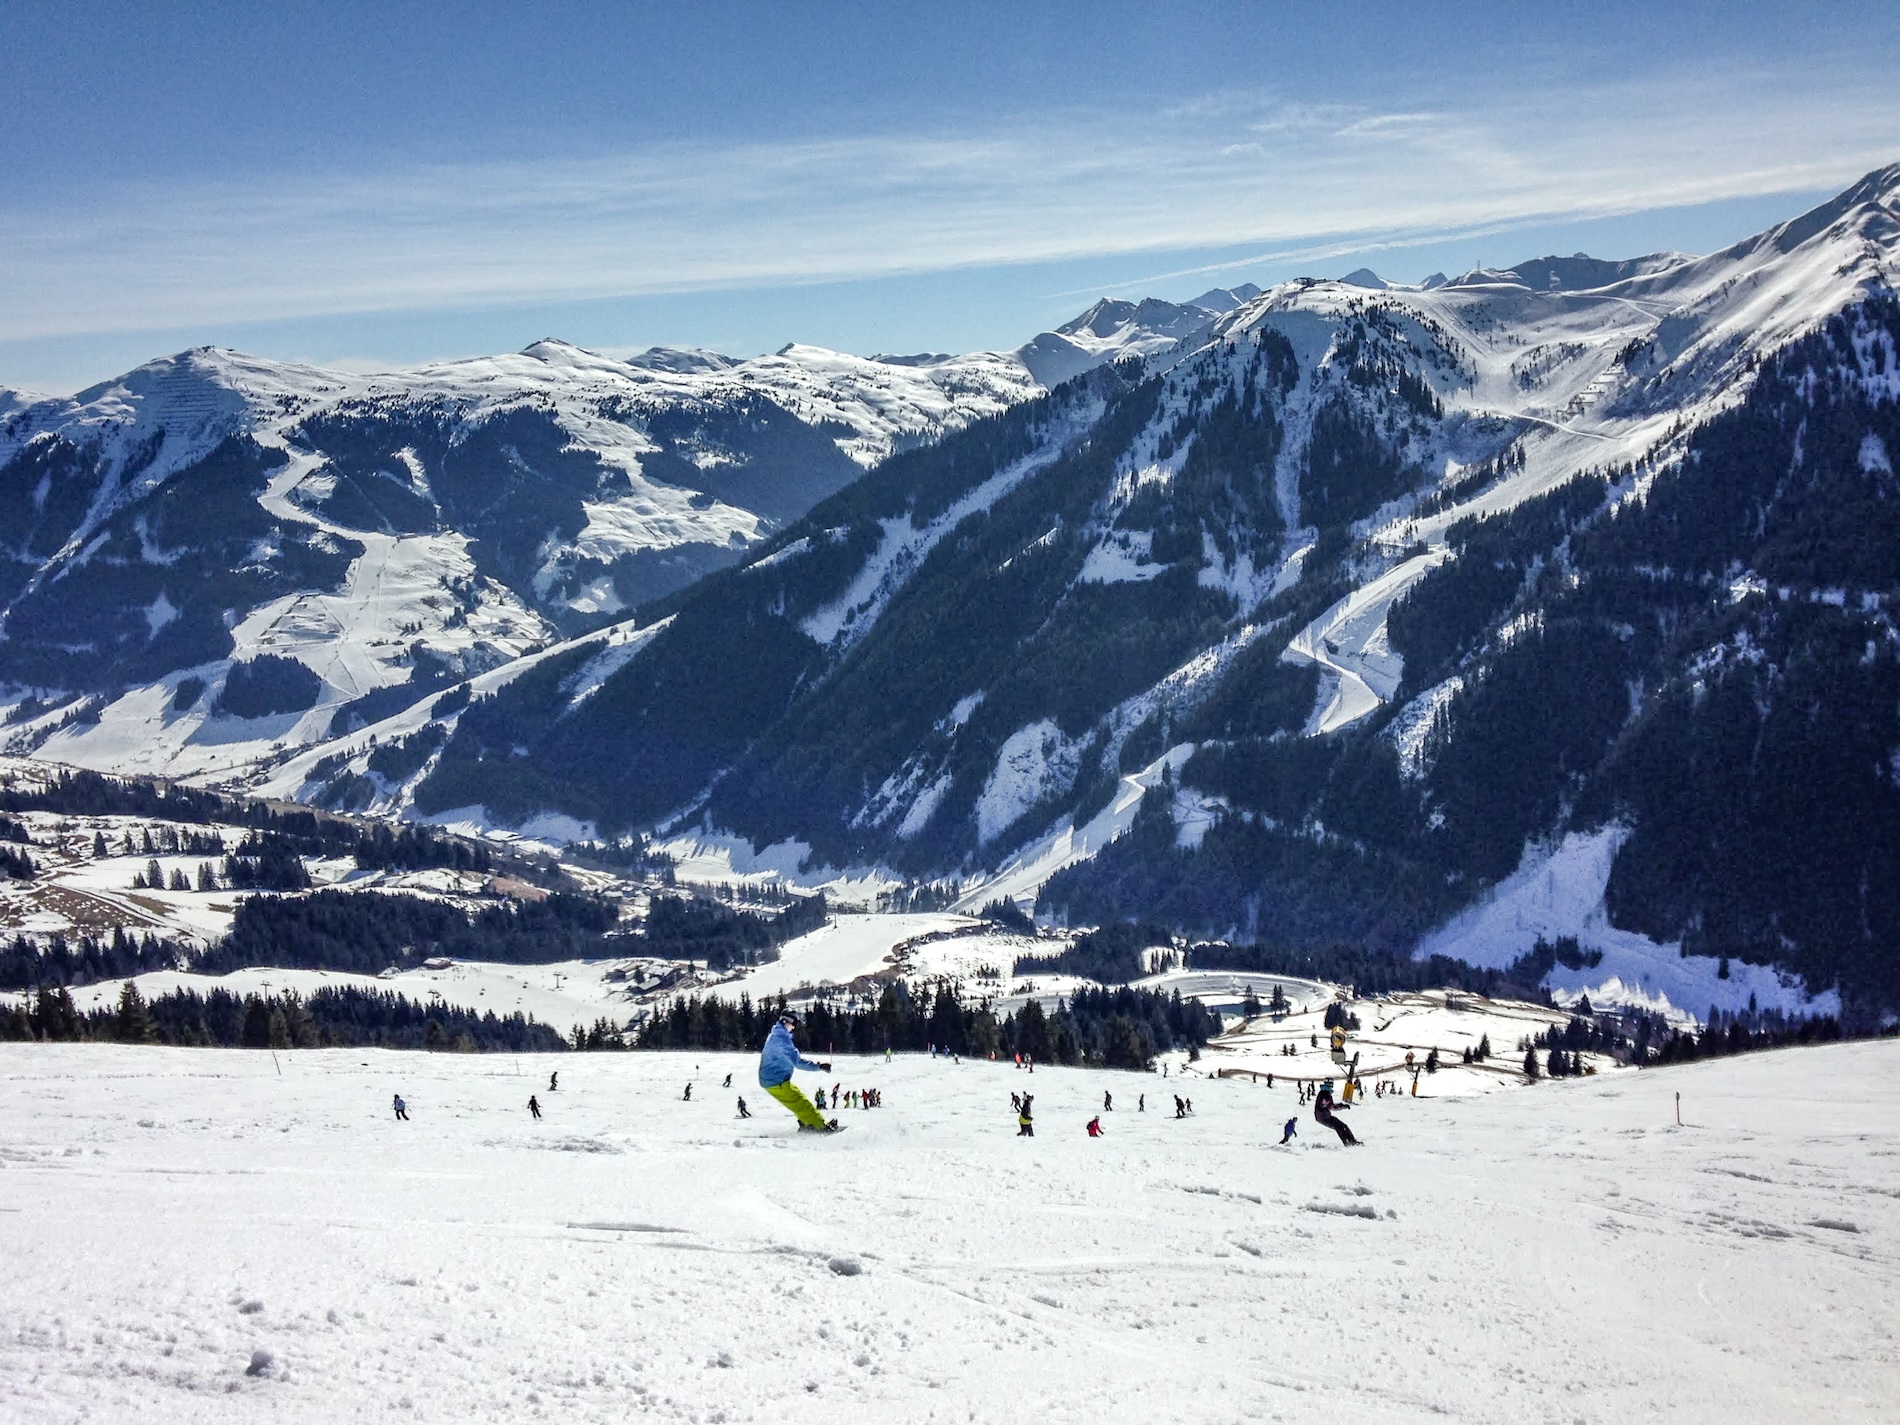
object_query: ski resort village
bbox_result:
[3,8,1899,1421]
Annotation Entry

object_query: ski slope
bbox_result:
[0,1039,1894,1423]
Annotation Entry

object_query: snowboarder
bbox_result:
[392,1094,408,1121]
[548,1072,558,1092]
[1138,1094,1145,1112]
[529,1095,542,1120]
[1103,1091,1113,1112]
[737,1097,751,1119]
[757,1013,836,1132]
[1017,1094,1035,1137]
[1086,1116,1103,1137]
[723,1072,732,1088]
[1313,1079,1359,1146]
[1173,1095,1186,1119]
[1279,1116,1297,1145]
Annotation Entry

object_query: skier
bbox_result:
[1104,1091,1113,1112]
[757,1013,836,1132]
[548,1072,558,1092]
[392,1094,408,1121]
[1138,1094,1145,1112]
[1313,1078,1359,1146]
[1017,1094,1035,1137]
[682,1082,692,1101]
[1086,1116,1103,1137]
[529,1094,542,1120]
[723,1072,733,1088]
[1279,1116,1297,1145]
[1173,1095,1186,1119]
[737,1097,751,1119]
[815,1087,828,1111]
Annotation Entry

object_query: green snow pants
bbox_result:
[765,1080,829,1130]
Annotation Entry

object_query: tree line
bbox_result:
[3,981,566,1052]
[634,980,1218,1071]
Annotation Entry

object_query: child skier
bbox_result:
[528,1094,542,1120]
[392,1094,408,1121]
[757,1013,836,1132]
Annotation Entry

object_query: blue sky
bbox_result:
[3,0,1895,393]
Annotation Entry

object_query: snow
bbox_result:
[1224,172,1900,736]
[799,423,1091,651]
[718,912,978,1001]
[1415,827,1841,1025]
[1282,548,1448,735]
[2,1036,1895,1423]
[975,720,1081,846]
[958,743,1195,911]
[1075,529,1164,584]
[11,960,640,1040]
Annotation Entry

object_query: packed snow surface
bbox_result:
[1,1039,1895,1423]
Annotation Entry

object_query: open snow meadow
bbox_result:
[2,1040,1895,1424]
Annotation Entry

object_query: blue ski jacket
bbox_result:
[758,1021,822,1088]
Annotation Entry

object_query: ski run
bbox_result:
[1,1037,1894,1423]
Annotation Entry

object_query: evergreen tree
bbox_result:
[114,981,153,1043]
[1523,1047,1540,1079]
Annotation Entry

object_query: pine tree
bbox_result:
[1523,1048,1540,1080]
[143,858,162,890]
[1476,1033,1491,1062]
[267,1006,291,1050]
[92,832,109,858]
[115,981,153,1043]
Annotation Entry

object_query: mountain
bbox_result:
[0,298,1227,784]
[371,165,1900,1015]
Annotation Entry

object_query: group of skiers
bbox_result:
[383,1012,1387,1151]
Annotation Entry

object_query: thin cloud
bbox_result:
[1,65,1894,343]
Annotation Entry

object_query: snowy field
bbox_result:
[2,1040,1895,1424]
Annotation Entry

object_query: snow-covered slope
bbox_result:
[1,1037,1894,1422]
[0,296,1227,791]
[399,166,1900,1014]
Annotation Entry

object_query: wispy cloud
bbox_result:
[1,64,1893,342]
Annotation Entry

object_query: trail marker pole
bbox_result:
[1674,1091,1681,1127]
